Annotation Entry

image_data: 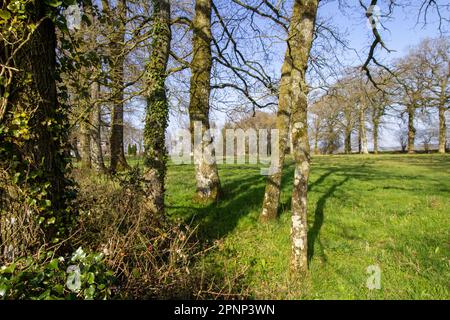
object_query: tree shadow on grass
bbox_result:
[168,158,441,245]
[167,165,298,241]
[307,176,350,263]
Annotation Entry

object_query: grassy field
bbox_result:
[163,154,449,299]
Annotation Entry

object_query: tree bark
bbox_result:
[372,106,382,155]
[288,0,318,273]
[72,136,82,161]
[3,2,71,239]
[344,128,351,154]
[80,118,92,169]
[108,0,129,172]
[142,0,171,215]
[373,120,379,154]
[438,76,448,154]
[407,105,416,154]
[89,81,106,172]
[438,105,447,154]
[313,131,319,155]
[359,107,369,154]
[189,0,221,201]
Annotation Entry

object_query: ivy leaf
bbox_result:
[0,283,8,297]
[45,0,63,8]
[0,9,11,20]
[47,259,59,271]
[87,272,95,285]
[0,263,16,274]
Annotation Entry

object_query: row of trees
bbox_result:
[310,38,449,155]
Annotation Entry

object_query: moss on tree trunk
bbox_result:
[287,0,318,273]
[189,0,221,202]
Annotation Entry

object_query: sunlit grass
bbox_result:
[165,154,450,299]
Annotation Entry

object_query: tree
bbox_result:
[142,0,171,215]
[0,1,74,240]
[259,9,294,222]
[104,0,130,172]
[89,80,106,172]
[288,0,319,272]
[413,38,449,154]
[189,0,221,201]
[368,87,390,154]
[394,43,433,154]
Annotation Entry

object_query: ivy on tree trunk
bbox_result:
[142,0,171,215]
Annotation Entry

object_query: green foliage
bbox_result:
[0,0,78,243]
[127,144,137,156]
[0,247,115,300]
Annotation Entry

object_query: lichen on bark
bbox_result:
[189,0,221,202]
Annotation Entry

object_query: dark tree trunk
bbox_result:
[80,118,92,169]
[344,129,351,154]
[109,0,129,172]
[407,105,416,154]
[313,132,319,155]
[2,2,72,240]
[72,136,82,161]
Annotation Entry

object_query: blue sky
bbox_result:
[319,1,447,64]
[207,1,448,148]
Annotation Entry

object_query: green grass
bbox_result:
[164,154,450,299]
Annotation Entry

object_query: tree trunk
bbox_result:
[438,105,447,154]
[344,128,351,154]
[80,118,92,169]
[359,107,369,154]
[313,131,319,155]
[407,105,416,154]
[438,76,448,154]
[373,120,379,154]
[2,2,72,239]
[288,0,318,273]
[260,46,292,222]
[109,0,129,173]
[189,0,221,201]
[89,81,106,172]
[142,0,171,215]
[72,136,82,161]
